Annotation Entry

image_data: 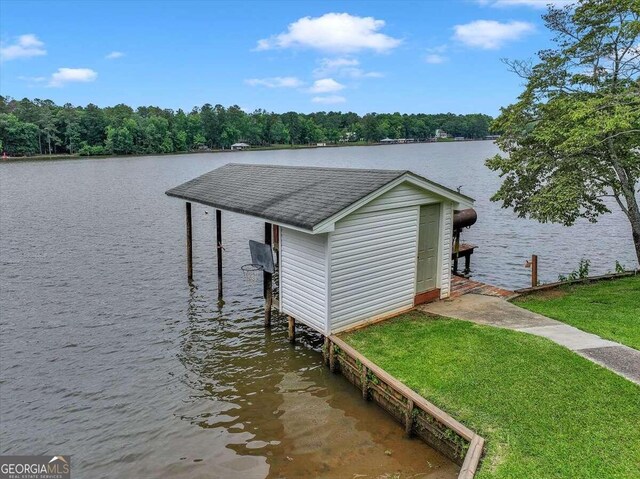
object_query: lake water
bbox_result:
[0,142,635,478]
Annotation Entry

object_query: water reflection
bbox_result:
[178,280,457,478]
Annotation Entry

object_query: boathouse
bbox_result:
[230,142,250,150]
[166,163,474,335]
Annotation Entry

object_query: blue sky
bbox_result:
[0,0,568,115]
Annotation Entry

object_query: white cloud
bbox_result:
[313,57,383,78]
[49,68,98,87]
[256,13,402,53]
[309,78,345,93]
[106,51,125,59]
[245,76,304,88]
[477,0,572,7]
[320,57,360,69]
[425,45,448,64]
[425,54,446,64]
[311,95,347,104]
[0,34,46,62]
[453,20,535,49]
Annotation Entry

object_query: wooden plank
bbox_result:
[459,435,484,479]
[514,269,639,294]
[329,335,475,441]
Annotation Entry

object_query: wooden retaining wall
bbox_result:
[326,335,484,479]
[514,269,639,295]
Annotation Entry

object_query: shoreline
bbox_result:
[1,138,493,163]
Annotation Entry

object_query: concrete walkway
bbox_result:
[420,294,640,385]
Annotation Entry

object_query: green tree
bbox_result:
[487,0,640,265]
[0,114,39,156]
[106,121,135,155]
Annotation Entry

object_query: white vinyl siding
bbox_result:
[280,228,328,333]
[357,182,439,214]
[440,203,453,298]
[330,206,418,332]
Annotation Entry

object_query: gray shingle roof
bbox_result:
[166,163,407,230]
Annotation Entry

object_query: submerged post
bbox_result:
[288,316,296,343]
[264,223,273,327]
[216,209,223,299]
[186,202,193,282]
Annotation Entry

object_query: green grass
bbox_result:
[514,276,640,350]
[343,311,640,479]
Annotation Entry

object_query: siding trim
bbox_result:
[439,203,453,299]
[325,233,332,335]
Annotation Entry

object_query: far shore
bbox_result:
[2,138,494,163]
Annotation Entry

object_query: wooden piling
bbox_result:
[531,254,538,288]
[453,231,461,274]
[329,342,336,373]
[405,398,414,437]
[264,222,273,327]
[361,365,368,400]
[287,316,295,343]
[186,202,193,282]
[323,336,330,366]
[216,209,223,299]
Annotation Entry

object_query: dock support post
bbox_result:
[329,342,336,373]
[287,316,295,343]
[216,209,223,299]
[453,231,460,275]
[264,222,273,327]
[531,254,538,287]
[323,336,330,366]
[186,202,193,282]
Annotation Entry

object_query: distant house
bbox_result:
[231,142,250,151]
[434,129,449,139]
[316,142,327,147]
[340,131,357,142]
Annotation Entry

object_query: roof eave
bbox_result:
[165,190,316,234]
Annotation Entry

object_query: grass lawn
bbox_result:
[514,276,640,350]
[343,311,640,479]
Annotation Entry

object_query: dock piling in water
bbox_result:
[186,202,193,282]
[288,316,295,343]
[216,209,223,299]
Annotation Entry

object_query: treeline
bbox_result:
[0,96,494,157]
